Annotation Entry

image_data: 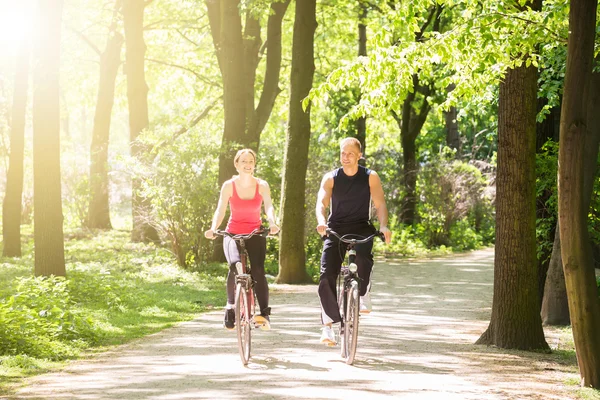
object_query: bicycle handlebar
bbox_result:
[213,228,270,241]
[325,228,384,244]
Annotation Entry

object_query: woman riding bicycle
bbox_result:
[204,149,280,331]
[315,137,392,345]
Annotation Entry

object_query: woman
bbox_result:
[204,149,279,331]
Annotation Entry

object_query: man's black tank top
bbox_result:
[328,165,373,233]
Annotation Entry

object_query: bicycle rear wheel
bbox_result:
[344,280,360,365]
[235,282,251,365]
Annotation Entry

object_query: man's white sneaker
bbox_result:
[360,294,372,314]
[320,325,336,346]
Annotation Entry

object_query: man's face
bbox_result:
[340,143,361,167]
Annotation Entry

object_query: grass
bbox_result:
[0,226,228,396]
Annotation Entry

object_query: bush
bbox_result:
[139,130,220,269]
[417,147,495,249]
[0,276,98,360]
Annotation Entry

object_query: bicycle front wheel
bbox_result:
[344,279,360,365]
[235,282,251,365]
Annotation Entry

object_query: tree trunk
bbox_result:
[536,100,561,307]
[444,84,459,154]
[123,0,159,243]
[246,0,290,150]
[276,0,316,284]
[87,23,123,229]
[476,62,548,350]
[207,0,290,185]
[558,0,600,386]
[394,74,431,225]
[541,223,569,325]
[3,40,29,257]
[355,0,367,156]
[32,0,66,277]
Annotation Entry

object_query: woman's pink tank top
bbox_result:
[226,180,262,234]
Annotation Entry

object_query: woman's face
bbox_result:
[235,152,256,175]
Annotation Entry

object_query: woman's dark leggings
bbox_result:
[223,235,269,313]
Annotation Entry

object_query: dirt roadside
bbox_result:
[7,248,580,399]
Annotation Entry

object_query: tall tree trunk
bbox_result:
[536,100,561,307]
[276,0,316,284]
[393,74,431,226]
[207,0,290,185]
[123,0,159,243]
[355,0,367,156]
[3,40,29,257]
[476,61,548,350]
[558,0,600,386]
[211,0,248,184]
[246,0,290,150]
[87,7,123,230]
[444,85,459,153]
[541,223,569,324]
[33,0,66,277]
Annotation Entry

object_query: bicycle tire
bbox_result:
[235,282,251,365]
[345,280,360,365]
[338,274,347,358]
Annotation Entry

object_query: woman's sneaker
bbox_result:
[254,307,271,330]
[223,309,235,330]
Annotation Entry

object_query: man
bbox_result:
[316,137,392,345]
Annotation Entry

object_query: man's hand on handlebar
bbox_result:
[379,226,392,244]
[316,223,328,237]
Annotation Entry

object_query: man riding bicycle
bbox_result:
[316,137,392,345]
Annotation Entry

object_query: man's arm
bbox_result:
[369,171,391,244]
[316,172,333,236]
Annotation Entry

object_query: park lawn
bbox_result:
[0,227,227,395]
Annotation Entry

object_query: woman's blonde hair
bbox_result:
[233,148,257,165]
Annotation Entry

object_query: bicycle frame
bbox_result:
[215,228,269,366]
[327,228,384,365]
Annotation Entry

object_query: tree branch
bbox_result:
[153,97,222,155]
[66,26,101,56]
[145,58,222,88]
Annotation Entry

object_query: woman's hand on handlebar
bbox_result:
[204,229,215,240]
[269,224,280,235]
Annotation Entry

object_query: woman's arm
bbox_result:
[259,180,280,234]
[204,181,233,238]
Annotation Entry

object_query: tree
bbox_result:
[87,0,124,229]
[444,84,460,154]
[206,0,290,185]
[123,0,160,242]
[557,0,600,387]
[276,0,316,284]
[390,4,442,225]
[2,39,29,257]
[476,3,548,348]
[355,0,368,155]
[32,0,66,277]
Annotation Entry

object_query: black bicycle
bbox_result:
[326,228,384,365]
[214,228,270,365]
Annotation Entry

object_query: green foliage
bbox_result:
[416,147,495,250]
[0,275,96,360]
[0,229,225,375]
[535,139,559,262]
[138,129,221,269]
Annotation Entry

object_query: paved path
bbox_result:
[8,249,578,399]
